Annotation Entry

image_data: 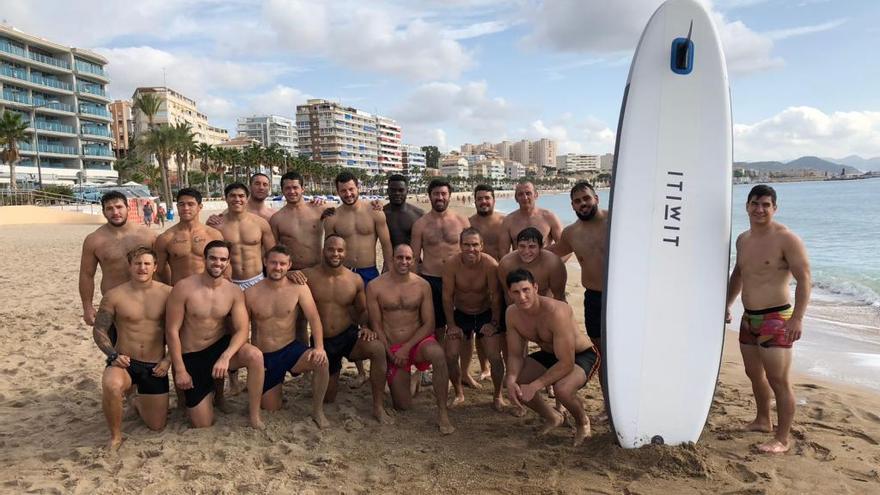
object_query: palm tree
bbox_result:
[140,126,176,215]
[242,143,263,180]
[171,123,195,188]
[195,143,213,195]
[227,148,243,183]
[132,92,162,134]
[210,147,227,194]
[0,111,29,192]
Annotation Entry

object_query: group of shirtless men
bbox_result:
[81,169,809,455]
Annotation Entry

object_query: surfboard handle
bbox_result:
[671,20,694,74]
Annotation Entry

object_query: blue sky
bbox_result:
[5,0,879,161]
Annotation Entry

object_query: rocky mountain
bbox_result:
[735,156,861,175]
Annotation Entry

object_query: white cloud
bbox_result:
[393,81,512,133]
[525,115,616,155]
[734,107,880,161]
[248,85,311,117]
[765,18,847,41]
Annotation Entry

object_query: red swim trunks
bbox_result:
[386,335,436,385]
[738,304,794,349]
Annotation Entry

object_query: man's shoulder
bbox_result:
[406,203,425,216]
[480,253,499,267]
[539,207,561,221]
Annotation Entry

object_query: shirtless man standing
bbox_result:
[498,181,563,254]
[304,235,390,423]
[726,185,811,454]
[80,191,156,326]
[411,179,471,336]
[154,188,224,285]
[93,247,171,450]
[210,183,275,290]
[165,240,265,428]
[367,244,454,434]
[441,228,505,410]
[504,269,600,446]
[549,182,608,346]
[383,174,424,248]
[270,171,327,271]
[247,173,276,221]
[498,228,567,301]
[246,245,329,428]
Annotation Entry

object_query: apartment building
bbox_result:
[109,100,133,158]
[530,138,557,169]
[557,153,600,173]
[511,139,531,165]
[601,152,614,171]
[504,160,525,180]
[0,24,116,185]
[296,99,402,174]
[401,144,426,178]
[131,86,228,145]
[236,115,297,154]
[440,156,469,178]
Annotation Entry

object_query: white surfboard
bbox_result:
[604,0,732,448]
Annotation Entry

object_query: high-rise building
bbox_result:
[557,153,600,173]
[401,144,426,178]
[530,138,557,169]
[109,100,132,158]
[236,115,297,154]
[296,99,403,174]
[601,153,614,171]
[1,24,116,184]
[131,86,228,145]
[511,139,531,165]
[494,140,512,160]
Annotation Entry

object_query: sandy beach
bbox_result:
[1,204,879,494]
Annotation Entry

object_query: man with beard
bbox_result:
[80,191,157,326]
[441,228,506,411]
[504,269,600,446]
[246,245,330,428]
[411,179,471,337]
[322,172,393,286]
[93,246,171,450]
[154,188,225,285]
[270,171,331,272]
[209,183,275,290]
[498,181,564,254]
[303,235,391,423]
[367,244,454,435]
[207,173,276,226]
[165,240,265,429]
[549,182,608,347]
[498,228,567,301]
[383,174,424,248]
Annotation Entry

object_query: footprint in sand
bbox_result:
[725,462,760,484]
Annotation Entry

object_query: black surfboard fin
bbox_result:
[674,20,694,71]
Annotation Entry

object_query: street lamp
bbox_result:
[30,98,61,190]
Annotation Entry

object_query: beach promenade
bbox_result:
[0,204,878,493]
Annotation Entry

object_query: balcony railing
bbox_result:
[0,40,28,58]
[81,126,111,137]
[83,146,113,157]
[75,61,106,77]
[17,141,77,155]
[33,98,75,112]
[2,90,31,104]
[0,65,27,80]
[76,83,106,97]
[28,51,70,69]
[32,74,71,91]
[79,106,110,117]
[35,121,75,134]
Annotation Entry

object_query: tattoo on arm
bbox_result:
[92,310,116,357]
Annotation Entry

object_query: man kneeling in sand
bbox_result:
[93,246,172,450]
[165,240,265,428]
[504,269,600,446]
[366,244,455,434]
[247,245,330,428]
[304,235,390,423]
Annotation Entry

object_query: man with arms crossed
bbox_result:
[441,228,506,411]
[498,228,567,301]
[93,247,171,450]
[304,235,391,423]
[246,245,330,428]
[498,181,563,254]
[367,244,454,434]
[726,184,810,454]
[210,183,276,290]
[154,188,224,285]
[383,174,424,248]
[80,191,157,326]
[504,269,600,446]
[165,240,265,428]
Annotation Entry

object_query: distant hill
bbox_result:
[735,156,860,175]
[822,155,880,172]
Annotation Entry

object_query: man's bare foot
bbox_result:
[106,436,123,451]
[449,394,466,408]
[228,372,245,396]
[250,416,266,430]
[744,419,774,433]
[757,439,790,454]
[511,405,527,418]
[439,417,456,435]
[492,396,509,412]
[573,421,592,446]
[349,373,369,389]
[312,412,330,429]
[478,369,491,381]
[462,374,482,389]
[539,410,565,436]
[373,407,395,424]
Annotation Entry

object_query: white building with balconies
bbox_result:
[0,24,116,186]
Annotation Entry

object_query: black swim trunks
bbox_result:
[263,339,309,392]
[528,347,601,388]
[420,274,446,328]
[322,324,360,375]
[583,289,603,340]
[107,359,169,395]
[452,308,501,339]
[181,334,231,408]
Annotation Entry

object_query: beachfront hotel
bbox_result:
[131,86,229,145]
[109,100,133,158]
[0,24,117,186]
[557,153,601,173]
[401,143,426,180]
[236,115,297,154]
[296,99,402,174]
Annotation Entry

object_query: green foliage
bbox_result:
[0,111,30,191]
[421,145,440,168]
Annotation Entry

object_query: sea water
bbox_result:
[496,179,880,391]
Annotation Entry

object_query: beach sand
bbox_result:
[1,206,879,494]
